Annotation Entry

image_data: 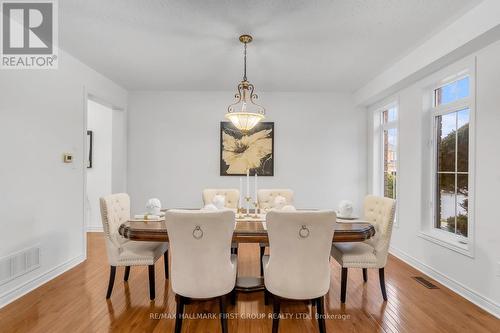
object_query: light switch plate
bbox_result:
[63,153,73,163]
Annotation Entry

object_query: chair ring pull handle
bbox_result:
[192,225,203,240]
[299,225,310,238]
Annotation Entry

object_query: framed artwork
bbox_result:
[220,122,274,176]
[86,130,93,168]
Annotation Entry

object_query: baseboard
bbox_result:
[389,246,500,319]
[0,254,85,309]
[86,225,103,232]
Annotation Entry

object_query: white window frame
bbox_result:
[373,101,399,226]
[419,63,476,257]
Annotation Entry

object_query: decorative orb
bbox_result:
[212,195,226,210]
[146,198,161,216]
[338,200,354,217]
[273,196,287,210]
[202,204,218,211]
[282,205,296,211]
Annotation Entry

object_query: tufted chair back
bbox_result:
[363,195,396,266]
[202,189,240,209]
[258,189,294,211]
[264,210,336,300]
[166,209,237,298]
[99,193,130,264]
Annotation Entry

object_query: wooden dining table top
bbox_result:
[118,213,376,243]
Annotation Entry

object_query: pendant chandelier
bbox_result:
[225,34,265,132]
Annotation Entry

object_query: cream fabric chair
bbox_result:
[100,193,168,300]
[257,189,294,212]
[263,210,336,333]
[202,189,240,254]
[202,189,240,209]
[330,195,396,303]
[256,189,295,276]
[166,209,237,333]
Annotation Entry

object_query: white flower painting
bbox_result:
[220,122,274,176]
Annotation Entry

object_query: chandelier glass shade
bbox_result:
[225,35,265,132]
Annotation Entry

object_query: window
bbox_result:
[432,76,471,238]
[372,102,398,224]
[434,77,469,106]
[381,105,398,200]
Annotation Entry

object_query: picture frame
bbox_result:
[220,122,274,176]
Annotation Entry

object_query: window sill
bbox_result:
[419,230,474,258]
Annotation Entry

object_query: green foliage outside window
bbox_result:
[436,121,469,237]
[384,172,396,199]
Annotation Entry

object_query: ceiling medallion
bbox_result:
[225,34,266,132]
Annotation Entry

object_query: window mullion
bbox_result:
[432,100,470,116]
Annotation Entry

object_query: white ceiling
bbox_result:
[59,0,481,92]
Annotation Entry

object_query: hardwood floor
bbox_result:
[0,232,498,332]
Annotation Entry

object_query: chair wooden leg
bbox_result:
[272,296,280,333]
[264,289,270,305]
[124,266,130,281]
[316,296,327,333]
[106,266,116,299]
[174,295,185,333]
[362,268,367,283]
[219,295,228,333]
[230,288,237,305]
[260,245,266,276]
[340,267,348,304]
[379,268,387,301]
[148,265,155,300]
[163,251,169,279]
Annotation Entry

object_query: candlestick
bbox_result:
[245,196,251,216]
[254,173,258,204]
[246,169,250,199]
[239,177,243,210]
[252,201,259,218]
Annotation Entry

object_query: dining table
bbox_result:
[118,210,376,292]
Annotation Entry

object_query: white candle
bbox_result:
[239,177,243,209]
[246,169,250,213]
[254,173,258,203]
[246,169,250,198]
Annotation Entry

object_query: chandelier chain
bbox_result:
[243,42,247,81]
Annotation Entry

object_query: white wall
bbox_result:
[86,100,113,231]
[128,91,367,215]
[112,109,127,193]
[0,50,127,308]
[355,0,500,105]
[368,40,500,317]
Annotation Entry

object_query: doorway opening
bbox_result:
[84,97,126,233]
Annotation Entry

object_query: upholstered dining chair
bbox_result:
[263,210,337,333]
[202,188,240,255]
[257,189,294,212]
[256,189,294,276]
[166,209,237,333]
[330,195,396,303]
[202,188,240,209]
[99,193,168,300]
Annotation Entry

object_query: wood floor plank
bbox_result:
[0,232,498,333]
